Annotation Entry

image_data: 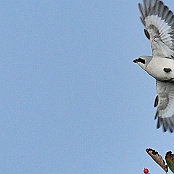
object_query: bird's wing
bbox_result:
[139,0,174,58]
[155,80,174,132]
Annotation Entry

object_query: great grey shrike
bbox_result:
[133,0,174,132]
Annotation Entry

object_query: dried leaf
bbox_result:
[146,148,168,173]
[165,151,174,173]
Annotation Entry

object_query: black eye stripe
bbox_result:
[138,58,145,64]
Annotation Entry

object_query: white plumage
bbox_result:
[133,0,174,132]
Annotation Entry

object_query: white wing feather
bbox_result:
[139,0,174,58]
[155,80,174,132]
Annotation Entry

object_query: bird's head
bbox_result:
[133,56,152,70]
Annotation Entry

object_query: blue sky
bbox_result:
[0,0,174,173]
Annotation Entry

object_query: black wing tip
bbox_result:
[144,29,150,39]
[154,95,158,107]
[156,117,174,133]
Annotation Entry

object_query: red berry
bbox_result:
[143,168,149,174]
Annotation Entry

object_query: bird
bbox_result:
[133,0,174,132]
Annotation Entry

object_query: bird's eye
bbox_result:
[138,58,145,64]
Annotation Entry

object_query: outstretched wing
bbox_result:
[139,0,174,58]
[155,80,174,132]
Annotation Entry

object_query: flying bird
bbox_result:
[133,0,174,132]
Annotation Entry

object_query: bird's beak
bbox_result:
[133,59,138,63]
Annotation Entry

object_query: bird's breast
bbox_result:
[146,58,174,81]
